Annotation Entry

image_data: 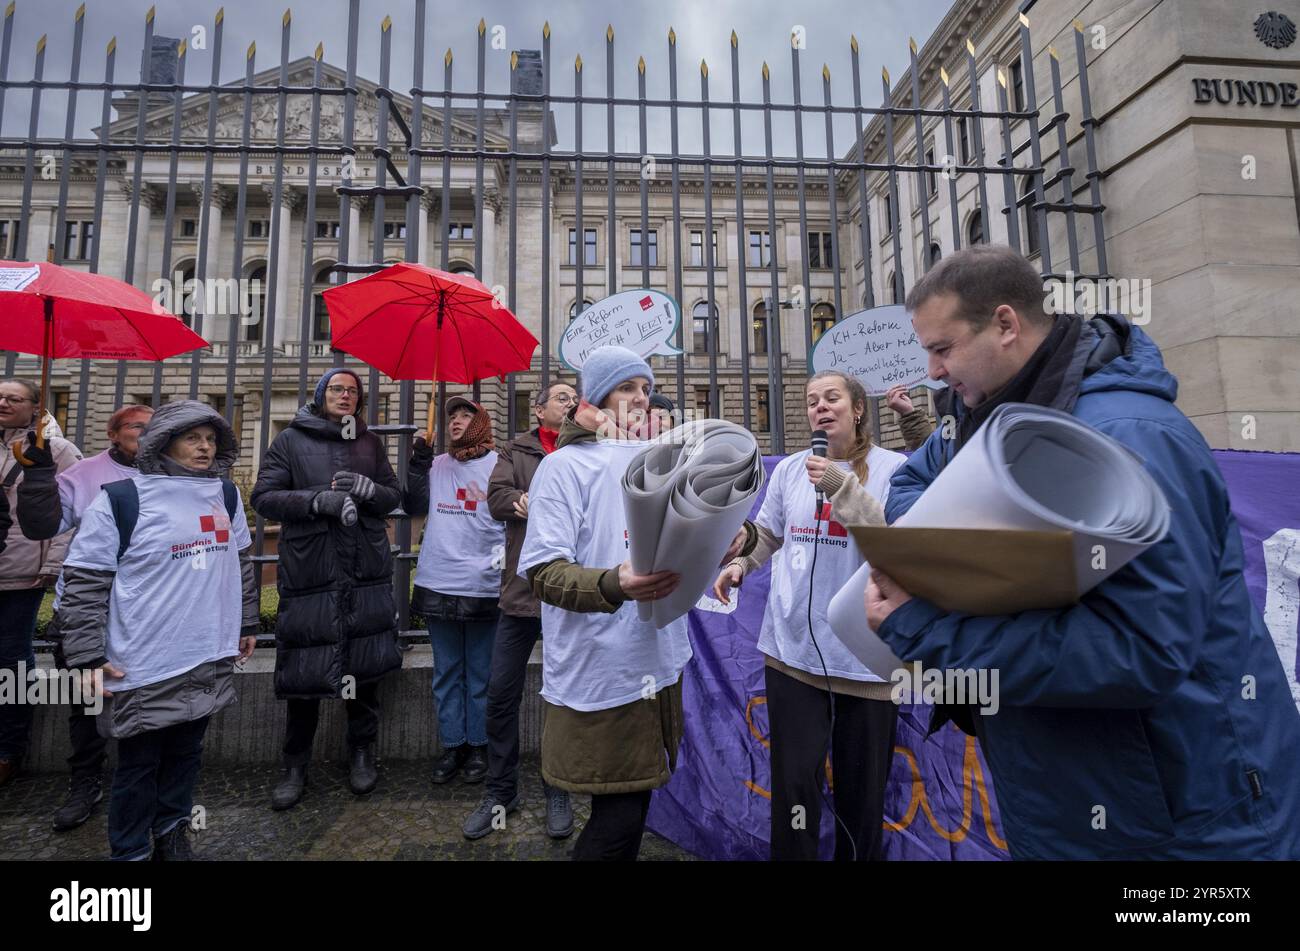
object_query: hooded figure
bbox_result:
[59,399,258,860]
[250,368,402,808]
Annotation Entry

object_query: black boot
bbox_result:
[461,745,488,784]
[430,745,466,785]
[152,822,195,861]
[271,764,308,811]
[349,745,378,795]
[52,773,104,832]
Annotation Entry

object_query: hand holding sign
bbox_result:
[559,289,683,370]
[810,303,945,396]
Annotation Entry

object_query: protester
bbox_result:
[15,403,154,830]
[647,392,676,438]
[866,243,1300,859]
[884,384,935,451]
[0,378,82,788]
[406,397,506,786]
[58,400,258,860]
[517,346,692,861]
[712,370,907,861]
[462,381,577,839]
[251,369,402,809]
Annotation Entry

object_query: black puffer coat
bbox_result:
[250,403,402,698]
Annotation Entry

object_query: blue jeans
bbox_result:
[0,587,44,761]
[427,618,496,748]
[108,716,210,861]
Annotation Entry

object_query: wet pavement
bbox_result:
[0,757,695,861]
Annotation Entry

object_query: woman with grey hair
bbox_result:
[59,400,258,861]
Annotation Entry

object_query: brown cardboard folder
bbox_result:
[848,526,1080,615]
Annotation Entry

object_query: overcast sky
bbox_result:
[4,0,955,158]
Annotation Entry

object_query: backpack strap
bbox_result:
[102,479,141,562]
[221,478,238,521]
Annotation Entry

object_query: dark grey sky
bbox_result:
[5,0,955,158]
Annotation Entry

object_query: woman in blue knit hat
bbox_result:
[518,345,734,860]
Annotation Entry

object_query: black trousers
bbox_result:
[53,641,109,778]
[765,664,899,861]
[282,680,381,767]
[573,790,653,861]
[485,613,543,802]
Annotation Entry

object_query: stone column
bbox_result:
[418,191,439,265]
[192,182,234,283]
[480,187,499,287]
[263,183,303,349]
[121,182,162,290]
[348,194,370,268]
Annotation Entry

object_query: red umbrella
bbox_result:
[0,260,209,459]
[323,262,539,441]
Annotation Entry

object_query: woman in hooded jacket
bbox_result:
[59,400,258,860]
[250,369,402,809]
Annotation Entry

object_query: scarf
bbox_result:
[538,426,559,454]
[448,406,495,462]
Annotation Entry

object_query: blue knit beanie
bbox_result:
[314,368,365,412]
[580,346,654,407]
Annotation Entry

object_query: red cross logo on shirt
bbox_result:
[813,502,848,538]
[199,512,231,543]
[456,487,478,512]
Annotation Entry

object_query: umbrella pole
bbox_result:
[12,297,52,466]
[424,291,446,444]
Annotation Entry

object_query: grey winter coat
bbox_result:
[58,400,259,740]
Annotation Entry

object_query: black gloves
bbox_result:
[410,436,435,470]
[16,431,55,479]
[332,470,375,502]
[312,490,358,527]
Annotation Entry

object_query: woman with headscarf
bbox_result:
[405,397,506,785]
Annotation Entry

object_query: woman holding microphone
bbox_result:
[517,346,692,861]
[713,370,908,861]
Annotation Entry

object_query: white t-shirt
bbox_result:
[413,451,506,598]
[52,450,138,609]
[518,437,694,712]
[754,444,908,682]
[63,474,252,693]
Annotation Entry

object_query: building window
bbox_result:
[1010,56,1025,113]
[880,193,893,237]
[967,208,984,246]
[62,221,94,261]
[693,386,715,420]
[448,222,474,241]
[755,387,770,433]
[811,303,835,343]
[382,221,407,240]
[312,264,339,342]
[1023,178,1040,257]
[957,114,972,165]
[885,271,897,305]
[752,300,769,355]
[568,298,593,322]
[747,230,771,268]
[568,228,597,266]
[629,229,658,267]
[244,264,267,342]
[173,261,197,326]
[925,143,938,198]
[50,388,70,434]
[180,218,197,238]
[513,391,531,433]
[806,231,834,269]
[248,219,268,239]
[929,243,942,267]
[688,229,719,267]
[315,220,340,239]
[693,301,718,355]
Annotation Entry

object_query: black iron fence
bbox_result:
[0,1,1107,636]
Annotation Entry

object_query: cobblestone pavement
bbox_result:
[0,758,695,861]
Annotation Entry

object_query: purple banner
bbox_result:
[647,450,1300,860]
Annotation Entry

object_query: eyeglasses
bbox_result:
[547,393,576,406]
[325,385,360,397]
[0,395,32,405]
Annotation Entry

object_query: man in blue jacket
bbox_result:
[866,244,1300,860]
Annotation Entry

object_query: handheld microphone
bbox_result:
[811,429,829,509]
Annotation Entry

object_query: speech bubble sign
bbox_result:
[558,288,684,370]
[809,303,945,395]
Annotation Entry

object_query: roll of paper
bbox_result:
[828,403,1170,671]
[622,419,766,628]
